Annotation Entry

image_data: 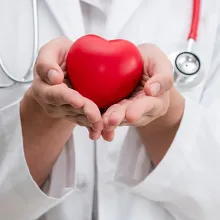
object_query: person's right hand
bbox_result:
[31,37,103,140]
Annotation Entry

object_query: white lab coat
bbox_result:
[1,0,220,219]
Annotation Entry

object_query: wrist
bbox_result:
[21,87,75,186]
[21,88,48,121]
[159,87,185,128]
[137,87,185,166]
[21,87,58,124]
[21,87,76,127]
[146,87,185,132]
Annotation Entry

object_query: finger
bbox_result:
[119,114,155,127]
[63,78,73,88]
[108,101,131,127]
[138,44,174,96]
[51,104,88,118]
[35,37,73,85]
[83,98,102,124]
[65,115,90,127]
[61,61,68,78]
[125,96,159,123]
[144,74,173,96]
[106,108,126,129]
[102,130,115,142]
[33,78,84,107]
[58,101,103,131]
[103,102,128,131]
[102,104,121,130]
[59,104,84,115]
[44,86,84,107]
[91,120,104,132]
[60,61,67,71]
[87,128,102,141]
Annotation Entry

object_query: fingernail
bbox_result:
[48,69,59,84]
[150,82,160,95]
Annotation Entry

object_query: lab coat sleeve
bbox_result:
[113,23,220,220]
[0,101,75,220]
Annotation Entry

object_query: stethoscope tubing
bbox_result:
[0,0,38,87]
[173,0,201,89]
[0,0,201,89]
[188,0,201,41]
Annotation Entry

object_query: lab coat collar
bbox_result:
[44,0,85,40]
[45,0,143,40]
[104,0,143,39]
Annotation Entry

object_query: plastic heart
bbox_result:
[66,35,143,109]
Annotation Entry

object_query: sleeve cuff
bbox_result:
[0,101,75,220]
[112,98,202,199]
[133,98,202,198]
[43,134,77,198]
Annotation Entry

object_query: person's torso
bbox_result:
[0,1,219,220]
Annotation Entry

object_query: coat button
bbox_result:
[76,173,87,190]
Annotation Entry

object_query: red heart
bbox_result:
[66,35,143,109]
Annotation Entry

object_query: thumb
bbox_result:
[138,43,174,96]
[144,73,174,96]
[35,37,73,85]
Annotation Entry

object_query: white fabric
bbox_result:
[80,0,108,35]
[0,0,220,220]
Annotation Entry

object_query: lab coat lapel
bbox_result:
[104,0,143,39]
[44,0,85,41]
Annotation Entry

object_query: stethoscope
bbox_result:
[0,0,38,88]
[171,0,202,90]
[0,0,201,90]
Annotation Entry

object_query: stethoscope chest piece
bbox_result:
[169,0,203,90]
[175,52,200,76]
[169,51,204,90]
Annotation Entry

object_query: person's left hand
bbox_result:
[102,44,174,141]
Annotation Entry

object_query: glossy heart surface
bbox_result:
[66,35,143,109]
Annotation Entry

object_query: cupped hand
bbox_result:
[32,37,103,140]
[102,44,174,141]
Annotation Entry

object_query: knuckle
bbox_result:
[169,75,174,86]
[55,36,70,45]
[125,113,137,124]
[62,104,72,111]
[139,43,159,52]
[65,115,76,123]
[46,108,54,115]
[37,46,45,57]
[45,105,63,118]
[75,117,87,126]
[166,74,174,88]
[158,100,170,117]
[158,107,168,117]
[45,89,58,105]
[45,105,56,116]
[76,122,85,127]
[160,74,174,91]
[73,90,81,97]
[148,43,159,50]
[32,88,40,100]
[35,59,46,79]
[63,104,78,115]
[167,61,174,76]
[31,80,42,100]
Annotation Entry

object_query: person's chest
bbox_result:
[1,1,219,219]
[0,0,219,109]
